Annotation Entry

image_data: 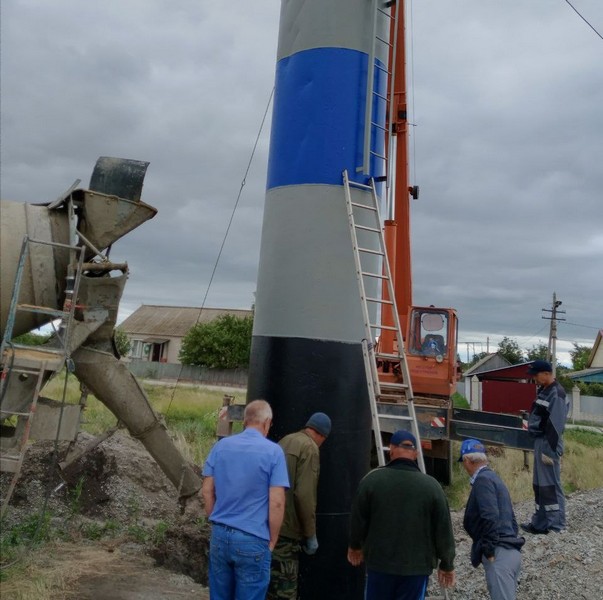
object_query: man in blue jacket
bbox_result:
[460,438,525,600]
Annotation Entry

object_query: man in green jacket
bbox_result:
[347,430,456,600]
[267,412,332,600]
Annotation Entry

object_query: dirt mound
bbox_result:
[2,429,212,588]
[2,430,182,524]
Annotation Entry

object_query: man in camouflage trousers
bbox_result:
[267,412,332,600]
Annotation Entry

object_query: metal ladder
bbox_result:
[0,236,84,517]
[359,0,398,184]
[343,170,424,472]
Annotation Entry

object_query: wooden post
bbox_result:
[216,394,235,438]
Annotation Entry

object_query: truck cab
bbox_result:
[406,306,459,401]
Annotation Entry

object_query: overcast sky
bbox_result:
[2,1,602,366]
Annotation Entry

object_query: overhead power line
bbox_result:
[564,0,603,40]
[562,320,602,330]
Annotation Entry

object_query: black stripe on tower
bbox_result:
[247,335,371,600]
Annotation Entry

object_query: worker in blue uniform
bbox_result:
[521,360,570,534]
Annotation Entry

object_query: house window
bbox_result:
[130,339,144,358]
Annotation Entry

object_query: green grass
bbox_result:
[444,431,603,510]
[28,371,603,513]
[452,392,470,408]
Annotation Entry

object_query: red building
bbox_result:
[473,363,537,414]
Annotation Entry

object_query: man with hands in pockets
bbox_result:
[267,412,332,600]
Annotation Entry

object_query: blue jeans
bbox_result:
[209,523,272,600]
[365,570,429,600]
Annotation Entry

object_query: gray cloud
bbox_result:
[1,0,601,366]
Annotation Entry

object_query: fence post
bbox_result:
[572,385,581,424]
[216,394,236,438]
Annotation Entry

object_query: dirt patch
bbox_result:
[1,430,212,594]
[68,545,209,600]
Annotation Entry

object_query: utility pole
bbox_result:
[542,292,565,377]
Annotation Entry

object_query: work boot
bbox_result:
[520,522,549,535]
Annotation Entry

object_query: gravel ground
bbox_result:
[431,487,603,599]
[3,432,602,599]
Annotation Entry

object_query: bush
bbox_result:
[179,314,253,369]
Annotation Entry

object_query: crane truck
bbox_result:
[372,1,532,483]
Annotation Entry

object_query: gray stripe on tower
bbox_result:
[253,184,380,343]
[277,0,389,61]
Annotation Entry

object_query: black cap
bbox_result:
[527,360,552,375]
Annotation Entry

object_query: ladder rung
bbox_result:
[376,352,404,361]
[374,62,391,73]
[365,297,393,305]
[370,150,387,161]
[377,7,393,19]
[358,247,384,256]
[375,34,391,47]
[361,271,388,279]
[377,413,413,421]
[26,238,83,251]
[0,409,32,417]
[6,344,64,355]
[350,201,377,212]
[16,304,67,318]
[354,224,381,233]
[371,324,397,331]
[380,382,409,390]
[348,180,373,191]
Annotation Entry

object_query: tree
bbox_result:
[465,351,488,369]
[569,343,591,371]
[179,314,253,369]
[497,336,524,364]
[113,327,131,357]
[526,342,549,362]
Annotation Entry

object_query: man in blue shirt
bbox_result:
[202,399,290,600]
[460,438,524,600]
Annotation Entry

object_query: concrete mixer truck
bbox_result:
[0,157,202,515]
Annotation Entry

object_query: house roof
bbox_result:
[464,353,511,377]
[474,362,535,381]
[567,367,603,380]
[587,330,603,368]
[119,305,253,337]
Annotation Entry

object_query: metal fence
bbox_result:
[574,394,603,424]
[127,360,248,387]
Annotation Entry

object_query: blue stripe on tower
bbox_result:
[248,2,391,598]
[268,48,386,188]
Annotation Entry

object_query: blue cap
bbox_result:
[390,430,417,448]
[458,438,486,461]
[527,360,552,375]
[305,412,331,437]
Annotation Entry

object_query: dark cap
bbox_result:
[527,359,553,375]
[305,412,331,437]
[458,438,486,461]
[390,430,417,448]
